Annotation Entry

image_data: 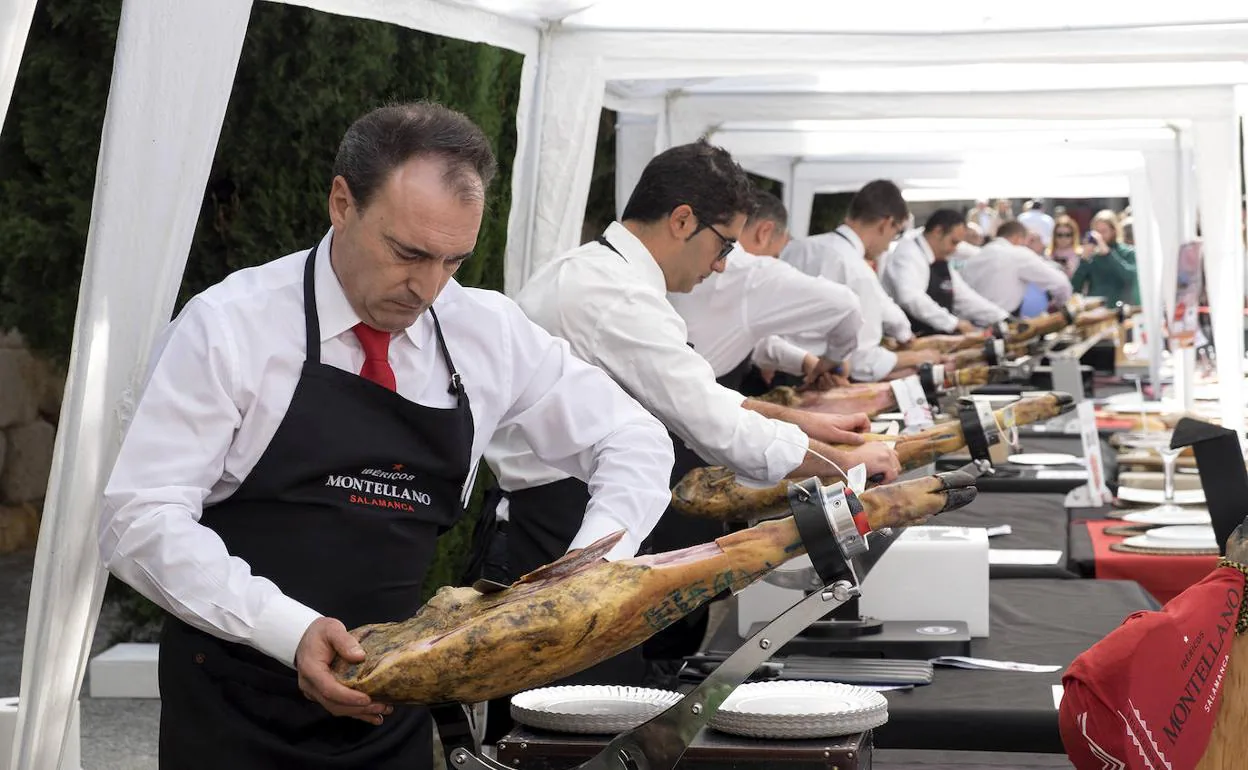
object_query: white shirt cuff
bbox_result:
[740,420,808,487]
[850,347,898,382]
[893,328,914,344]
[568,515,640,561]
[251,595,324,668]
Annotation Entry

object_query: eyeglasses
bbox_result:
[1054,231,1075,238]
[689,211,736,262]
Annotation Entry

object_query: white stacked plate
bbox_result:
[1007,453,1081,466]
[709,681,888,739]
[1117,487,1206,506]
[510,686,682,734]
[1123,525,1218,551]
[1121,507,1211,526]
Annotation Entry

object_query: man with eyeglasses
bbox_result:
[480,140,900,704]
[666,188,865,396]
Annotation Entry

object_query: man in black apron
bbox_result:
[157,241,472,768]
[880,208,1009,337]
[482,141,901,705]
[98,102,676,769]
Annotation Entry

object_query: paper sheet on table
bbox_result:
[988,549,1064,565]
[931,656,1062,673]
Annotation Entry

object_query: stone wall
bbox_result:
[0,330,63,552]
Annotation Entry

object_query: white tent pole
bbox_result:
[0,0,37,132]
[503,29,549,295]
[1127,164,1166,394]
[518,34,606,284]
[10,2,254,769]
[613,112,658,220]
[1145,147,1183,326]
[788,176,816,239]
[1193,115,1247,437]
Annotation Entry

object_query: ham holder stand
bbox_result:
[427,475,893,770]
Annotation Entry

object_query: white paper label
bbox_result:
[847,463,867,494]
[930,656,1062,673]
[1076,400,1109,506]
[890,375,934,430]
[988,549,1064,566]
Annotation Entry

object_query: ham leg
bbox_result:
[330,474,978,705]
[671,392,1074,519]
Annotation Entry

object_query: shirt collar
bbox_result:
[913,233,936,263]
[834,224,865,255]
[314,228,425,349]
[602,221,668,295]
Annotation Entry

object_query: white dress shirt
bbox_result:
[781,227,914,382]
[99,229,674,669]
[880,234,1010,333]
[666,247,863,378]
[1017,210,1056,249]
[486,222,810,498]
[958,237,1074,313]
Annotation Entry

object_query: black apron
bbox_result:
[158,243,474,770]
[907,258,956,337]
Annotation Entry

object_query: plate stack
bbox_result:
[709,681,889,739]
[510,686,682,734]
[1117,524,1219,555]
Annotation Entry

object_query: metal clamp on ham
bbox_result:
[956,396,1002,474]
[788,477,868,585]
[917,362,945,404]
[982,337,1008,366]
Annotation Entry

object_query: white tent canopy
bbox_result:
[2,3,1248,768]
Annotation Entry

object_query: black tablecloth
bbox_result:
[875,579,1158,753]
[1068,521,1099,578]
[934,492,1076,579]
[874,749,1075,769]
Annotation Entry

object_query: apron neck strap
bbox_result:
[428,307,463,399]
[303,244,322,364]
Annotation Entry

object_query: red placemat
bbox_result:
[1085,519,1219,604]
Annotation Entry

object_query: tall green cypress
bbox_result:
[1,1,524,630]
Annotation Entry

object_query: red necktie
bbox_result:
[352,323,397,391]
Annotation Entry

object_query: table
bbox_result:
[934,492,1076,579]
[874,579,1156,753]
[1069,520,1219,604]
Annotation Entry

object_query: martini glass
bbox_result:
[1117,430,1188,518]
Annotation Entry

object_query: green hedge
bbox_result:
[1,1,523,634]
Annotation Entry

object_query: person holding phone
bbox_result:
[1071,210,1139,305]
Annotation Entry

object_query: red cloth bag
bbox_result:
[1060,566,1245,769]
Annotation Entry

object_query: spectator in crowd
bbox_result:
[1049,214,1083,276]
[1017,199,1056,249]
[1072,209,1139,305]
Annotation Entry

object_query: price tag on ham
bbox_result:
[890,375,934,431]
